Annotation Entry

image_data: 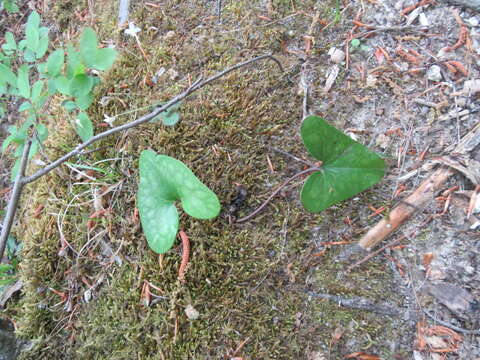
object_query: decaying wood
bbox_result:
[358,122,480,251]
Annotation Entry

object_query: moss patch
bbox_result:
[3,0,411,358]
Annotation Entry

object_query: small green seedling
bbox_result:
[150,101,181,126]
[137,150,220,254]
[350,38,369,52]
[1,0,18,12]
[300,116,385,212]
[0,11,117,179]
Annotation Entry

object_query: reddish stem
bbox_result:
[178,230,190,283]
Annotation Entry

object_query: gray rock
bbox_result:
[427,65,442,82]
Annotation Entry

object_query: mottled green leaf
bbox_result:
[138,150,220,254]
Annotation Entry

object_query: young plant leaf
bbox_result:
[75,92,94,110]
[46,49,64,77]
[17,64,30,98]
[300,116,385,212]
[138,150,220,254]
[0,63,17,86]
[69,74,93,97]
[36,33,49,58]
[25,11,40,52]
[75,111,93,142]
[4,32,17,51]
[79,27,98,68]
[91,48,117,71]
[54,76,71,96]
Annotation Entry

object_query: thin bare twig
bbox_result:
[236,167,319,223]
[345,236,405,272]
[0,139,32,261]
[269,147,315,167]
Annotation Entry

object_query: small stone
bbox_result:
[427,65,442,82]
[456,96,467,108]
[418,12,429,26]
[185,304,200,320]
[463,79,480,94]
[328,47,345,63]
[365,74,377,88]
[467,17,479,27]
[164,30,176,40]
[167,68,179,80]
[375,133,390,149]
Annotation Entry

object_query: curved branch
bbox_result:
[22,54,283,185]
[0,139,32,261]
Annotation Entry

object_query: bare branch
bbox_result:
[22,54,283,185]
[0,139,32,261]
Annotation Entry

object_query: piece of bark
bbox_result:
[425,283,478,315]
[359,167,454,250]
[440,0,480,12]
[357,121,480,251]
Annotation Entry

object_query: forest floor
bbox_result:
[1,0,480,359]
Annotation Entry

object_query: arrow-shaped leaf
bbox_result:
[300,116,385,212]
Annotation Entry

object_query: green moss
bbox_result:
[2,0,409,359]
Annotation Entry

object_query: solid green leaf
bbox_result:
[75,111,93,142]
[18,39,27,51]
[46,49,64,76]
[47,78,57,94]
[91,48,117,71]
[0,63,17,86]
[3,0,19,12]
[0,264,14,272]
[66,44,84,77]
[18,101,32,112]
[31,80,44,102]
[62,100,77,112]
[36,34,49,58]
[5,32,17,50]
[162,111,180,126]
[54,76,70,95]
[17,64,30,98]
[75,92,94,110]
[151,102,181,126]
[69,74,93,97]
[138,150,220,254]
[23,49,36,63]
[300,116,385,213]
[79,27,98,68]
[25,12,40,52]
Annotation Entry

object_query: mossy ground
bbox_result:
[3,0,410,358]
